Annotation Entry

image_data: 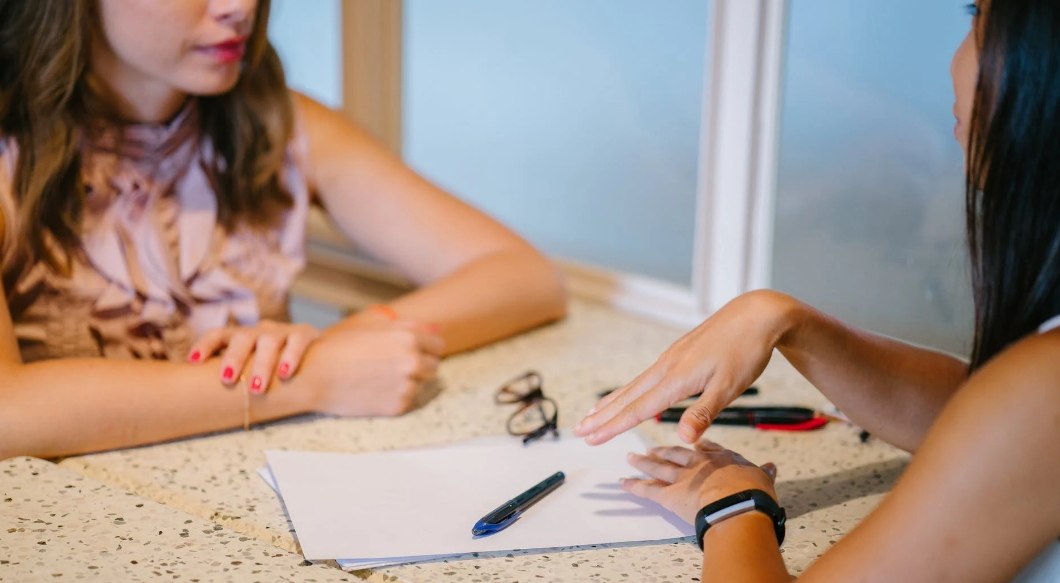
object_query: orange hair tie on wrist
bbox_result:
[366,304,399,321]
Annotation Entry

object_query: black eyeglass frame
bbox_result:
[494,371,560,445]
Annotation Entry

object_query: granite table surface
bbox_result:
[40,299,908,582]
[0,456,363,582]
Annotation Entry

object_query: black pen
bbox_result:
[472,471,565,536]
[597,386,759,399]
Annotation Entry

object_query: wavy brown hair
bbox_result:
[0,0,293,274]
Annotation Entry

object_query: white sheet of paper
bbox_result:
[265,432,694,562]
[258,467,411,569]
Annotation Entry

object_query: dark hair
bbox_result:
[0,0,293,274]
[966,0,1060,369]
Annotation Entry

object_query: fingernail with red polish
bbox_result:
[189,350,201,362]
[278,362,290,378]
[250,376,263,394]
[222,366,235,382]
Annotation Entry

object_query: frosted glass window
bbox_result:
[404,0,709,285]
[771,0,975,354]
[268,0,343,110]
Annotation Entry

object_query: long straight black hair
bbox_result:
[967,0,1060,369]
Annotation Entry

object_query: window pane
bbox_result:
[404,0,709,285]
[771,0,974,353]
[268,0,342,109]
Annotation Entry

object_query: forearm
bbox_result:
[702,512,790,583]
[380,248,567,354]
[0,358,315,460]
[776,297,968,452]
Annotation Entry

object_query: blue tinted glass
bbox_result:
[771,0,975,353]
[404,0,709,285]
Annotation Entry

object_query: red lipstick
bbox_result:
[199,36,247,64]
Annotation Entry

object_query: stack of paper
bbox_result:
[261,432,694,569]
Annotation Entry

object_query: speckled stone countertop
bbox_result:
[53,299,910,582]
[0,456,360,582]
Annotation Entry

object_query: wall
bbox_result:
[403,0,710,286]
[771,0,974,353]
[268,0,343,109]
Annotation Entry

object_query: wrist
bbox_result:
[695,489,786,551]
[763,292,808,351]
[266,346,328,416]
[697,483,778,510]
[256,370,319,418]
[703,509,777,547]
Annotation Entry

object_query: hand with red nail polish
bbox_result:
[188,321,322,393]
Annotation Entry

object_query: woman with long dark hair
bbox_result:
[577,1,1060,580]
[0,0,566,459]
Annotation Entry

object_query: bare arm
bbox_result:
[0,205,436,458]
[0,355,314,460]
[623,332,1060,583]
[793,331,1060,582]
[0,203,304,458]
[776,295,968,452]
[0,247,317,459]
[294,93,567,354]
[727,331,1060,582]
[578,290,967,452]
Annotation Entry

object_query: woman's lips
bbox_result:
[198,37,247,64]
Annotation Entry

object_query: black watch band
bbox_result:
[694,489,786,550]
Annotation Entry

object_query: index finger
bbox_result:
[588,367,658,415]
[585,373,702,446]
[574,366,665,438]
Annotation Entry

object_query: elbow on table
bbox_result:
[0,365,31,461]
[0,392,19,462]
[533,254,569,324]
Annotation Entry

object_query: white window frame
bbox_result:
[693,0,789,315]
[294,0,791,327]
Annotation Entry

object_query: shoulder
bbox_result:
[288,90,365,155]
[931,330,1060,480]
[969,330,1060,405]
[286,90,388,191]
[285,91,336,185]
[805,333,1060,583]
[288,90,344,151]
[289,90,332,124]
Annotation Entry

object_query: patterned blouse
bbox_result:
[0,101,310,362]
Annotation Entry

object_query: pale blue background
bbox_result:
[771,0,975,353]
[268,0,343,109]
[402,0,710,285]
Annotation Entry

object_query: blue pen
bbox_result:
[472,471,566,536]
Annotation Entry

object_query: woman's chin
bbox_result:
[177,71,242,97]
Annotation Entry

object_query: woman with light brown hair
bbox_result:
[0,0,566,459]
